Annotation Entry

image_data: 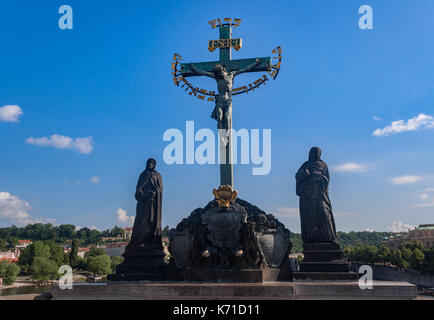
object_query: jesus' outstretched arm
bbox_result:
[232,58,261,77]
[189,64,215,78]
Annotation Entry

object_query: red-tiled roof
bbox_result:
[0,258,18,263]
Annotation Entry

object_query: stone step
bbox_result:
[293,272,358,281]
[50,281,419,300]
[300,261,350,273]
[302,250,345,262]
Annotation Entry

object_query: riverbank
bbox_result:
[0,277,36,290]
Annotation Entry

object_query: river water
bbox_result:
[0,284,52,296]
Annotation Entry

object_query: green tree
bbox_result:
[0,261,20,285]
[110,256,123,273]
[377,243,391,263]
[29,257,59,281]
[162,225,170,237]
[7,237,19,248]
[18,241,50,273]
[402,240,424,251]
[63,252,70,266]
[58,224,76,240]
[110,226,125,238]
[423,248,434,274]
[46,240,64,266]
[391,249,404,268]
[400,247,412,265]
[87,254,111,275]
[69,239,79,268]
[0,239,6,251]
[86,247,105,258]
[17,240,63,274]
[88,229,101,245]
[409,248,425,270]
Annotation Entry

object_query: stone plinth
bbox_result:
[295,242,357,280]
[50,281,418,300]
[292,272,358,281]
[183,266,290,283]
[108,245,170,281]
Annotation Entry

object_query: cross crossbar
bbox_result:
[180,57,271,77]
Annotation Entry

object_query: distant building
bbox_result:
[78,247,90,258]
[62,246,90,258]
[124,227,133,238]
[0,251,20,263]
[385,224,434,249]
[15,240,32,249]
[100,236,124,242]
[101,242,128,257]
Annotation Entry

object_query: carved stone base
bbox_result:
[299,242,353,276]
[108,245,171,281]
[293,272,358,281]
[183,266,290,283]
[168,198,292,273]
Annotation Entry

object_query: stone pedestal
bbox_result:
[293,243,357,281]
[168,198,292,282]
[51,281,418,300]
[107,245,170,281]
[183,266,290,283]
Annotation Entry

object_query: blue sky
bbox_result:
[1,0,433,232]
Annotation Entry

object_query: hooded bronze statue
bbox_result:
[126,158,163,249]
[295,147,338,244]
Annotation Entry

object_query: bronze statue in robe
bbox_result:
[126,158,163,250]
[295,147,338,244]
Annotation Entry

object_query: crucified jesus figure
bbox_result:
[190,58,261,130]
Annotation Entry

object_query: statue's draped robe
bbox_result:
[128,169,163,248]
[296,160,337,243]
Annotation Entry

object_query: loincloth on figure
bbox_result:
[211,94,232,121]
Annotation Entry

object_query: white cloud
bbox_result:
[26,134,93,154]
[273,207,299,218]
[0,192,31,221]
[0,105,23,123]
[373,116,382,121]
[388,221,415,233]
[373,113,434,137]
[332,162,367,173]
[334,211,354,217]
[22,217,57,225]
[391,175,423,185]
[420,194,429,200]
[75,226,82,231]
[90,176,100,184]
[116,208,135,225]
[419,187,434,201]
[413,202,434,208]
[0,191,55,226]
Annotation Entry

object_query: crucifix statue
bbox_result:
[189,59,260,130]
[175,19,279,188]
